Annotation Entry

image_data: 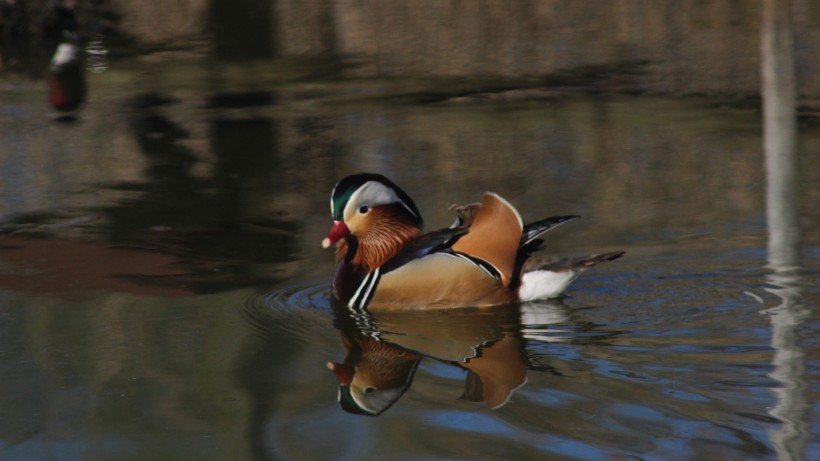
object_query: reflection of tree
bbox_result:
[761,1,809,459]
[209,0,274,60]
[4,294,256,461]
[235,302,332,461]
[97,99,298,292]
[0,95,296,452]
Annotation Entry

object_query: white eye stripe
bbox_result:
[329,181,340,216]
[344,181,419,221]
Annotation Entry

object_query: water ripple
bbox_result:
[263,277,332,315]
[239,278,332,339]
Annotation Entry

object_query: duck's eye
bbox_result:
[364,387,376,394]
[358,205,370,214]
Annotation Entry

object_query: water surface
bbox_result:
[1,42,819,461]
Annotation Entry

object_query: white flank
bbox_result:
[518,270,582,301]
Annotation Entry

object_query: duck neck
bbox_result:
[342,219,422,272]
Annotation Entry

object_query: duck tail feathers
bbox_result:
[520,215,580,248]
[517,251,625,301]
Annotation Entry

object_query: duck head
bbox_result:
[322,174,424,270]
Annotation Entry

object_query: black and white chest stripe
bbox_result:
[347,267,381,312]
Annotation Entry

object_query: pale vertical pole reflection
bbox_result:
[761,1,809,460]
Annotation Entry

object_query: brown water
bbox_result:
[1,19,820,461]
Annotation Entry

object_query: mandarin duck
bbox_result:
[322,173,623,310]
[48,41,86,113]
[46,2,85,115]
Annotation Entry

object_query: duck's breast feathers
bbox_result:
[451,193,523,286]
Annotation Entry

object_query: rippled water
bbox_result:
[242,244,817,460]
[1,31,819,461]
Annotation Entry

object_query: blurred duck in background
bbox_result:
[45,0,85,115]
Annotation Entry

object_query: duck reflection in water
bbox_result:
[328,300,588,416]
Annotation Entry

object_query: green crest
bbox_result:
[329,173,422,224]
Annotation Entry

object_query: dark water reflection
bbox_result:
[1,19,820,461]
